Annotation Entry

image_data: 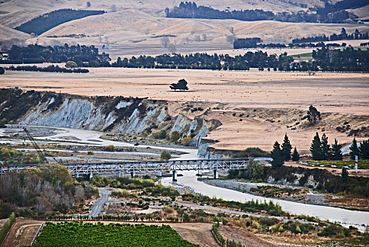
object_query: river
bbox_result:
[2,126,369,228]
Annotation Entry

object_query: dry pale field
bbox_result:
[1,68,369,151]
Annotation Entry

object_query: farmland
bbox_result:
[31,222,198,247]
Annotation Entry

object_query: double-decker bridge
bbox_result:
[1,158,251,181]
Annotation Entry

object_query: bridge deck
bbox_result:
[0,158,251,176]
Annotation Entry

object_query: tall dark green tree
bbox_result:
[331,139,343,161]
[281,134,292,161]
[310,132,323,160]
[271,141,284,168]
[341,167,349,184]
[350,138,360,160]
[359,139,369,159]
[291,147,300,161]
[321,133,331,160]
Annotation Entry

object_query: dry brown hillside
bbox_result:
[1,0,368,56]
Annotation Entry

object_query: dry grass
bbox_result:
[1,0,368,56]
[1,68,368,151]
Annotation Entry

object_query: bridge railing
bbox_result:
[0,159,251,176]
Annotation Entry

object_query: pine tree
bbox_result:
[291,147,300,161]
[331,139,343,161]
[271,141,284,168]
[350,138,360,160]
[341,167,349,184]
[281,134,292,161]
[359,139,369,159]
[310,132,323,160]
[321,133,331,160]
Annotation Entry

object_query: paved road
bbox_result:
[89,188,111,218]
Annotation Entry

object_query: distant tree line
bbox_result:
[16,9,106,35]
[1,44,110,66]
[7,65,89,73]
[233,38,345,49]
[165,2,360,24]
[233,38,262,49]
[111,51,292,71]
[3,44,369,72]
[292,28,369,44]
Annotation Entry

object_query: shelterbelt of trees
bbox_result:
[7,65,89,73]
[165,1,364,23]
[2,44,369,72]
[234,28,369,49]
[1,44,110,66]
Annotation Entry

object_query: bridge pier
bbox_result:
[172,170,177,182]
[213,169,218,179]
[89,172,93,180]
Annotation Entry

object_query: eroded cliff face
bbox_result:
[0,88,220,152]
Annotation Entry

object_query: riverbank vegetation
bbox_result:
[182,194,285,216]
[0,165,96,218]
[0,145,43,165]
[228,164,369,199]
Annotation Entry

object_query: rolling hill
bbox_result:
[0,0,368,56]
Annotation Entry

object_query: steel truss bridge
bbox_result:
[0,158,251,181]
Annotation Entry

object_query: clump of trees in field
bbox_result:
[170,79,189,91]
[16,9,105,35]
[305,105,321,125]
[292,28,369,44]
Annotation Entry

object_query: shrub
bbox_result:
[65,61,78,68]
[161,151,172,161]
[259,217,279,227]
[235,147,270,158]
[181,136,192,146]
[170,131,181,143]
[104,145,115,152]
[153,130,167,139]
[318,224,351,238]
